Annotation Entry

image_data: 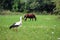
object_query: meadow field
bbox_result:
[0,15,60,40]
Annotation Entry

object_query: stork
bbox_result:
[9,16,22,30]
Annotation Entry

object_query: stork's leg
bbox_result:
[13,27,18,32]
[12,28,15,31]
[15,27,18,32]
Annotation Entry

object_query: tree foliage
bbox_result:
[0,0,57,14]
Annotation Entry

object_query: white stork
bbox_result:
[9,16,22,29]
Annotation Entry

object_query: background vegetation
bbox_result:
[0,0,60,15]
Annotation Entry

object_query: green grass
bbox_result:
[0,15,60,40]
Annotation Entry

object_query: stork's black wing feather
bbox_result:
[9,23,19,29]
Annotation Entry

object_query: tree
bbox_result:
[0,0,14,10]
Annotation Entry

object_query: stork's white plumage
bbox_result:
[9,16,22,29]
[15,16,22,25]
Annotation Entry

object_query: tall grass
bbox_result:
[0,15,60,40]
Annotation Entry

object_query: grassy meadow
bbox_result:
[0,15,60,40]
